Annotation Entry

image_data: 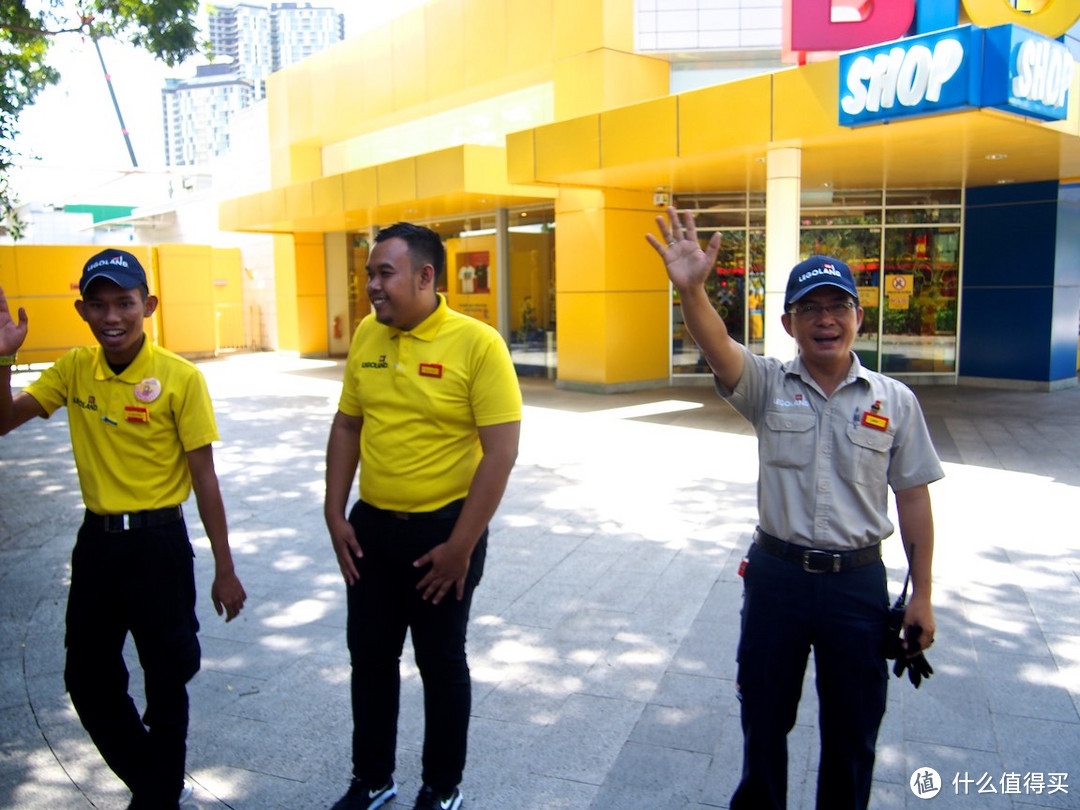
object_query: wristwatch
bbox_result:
[0,354,17,367]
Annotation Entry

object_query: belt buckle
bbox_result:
[802,549,840,574]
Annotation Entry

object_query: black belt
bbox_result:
[363,499,464,521]
[84,506,184,533]
[754,527,880,573]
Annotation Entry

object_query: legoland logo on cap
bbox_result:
[79,249,148,294]
[784,255,858,307]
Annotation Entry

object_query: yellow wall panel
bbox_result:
[313,175,345,218]
[535,115,600,178]
[417,149,466,199]
[463,145,510,188]
[604,290,670,382]
[506,129,536,184]
[465,0,507,88]
[328,47,369,138]
[286,182,314,222]
[772,61,843,143]
[289,145,322,185]
[425,0,466,101]
[156,244,216,355]
[601,97,677,166]
[679,76,772,156]
[266,72,291,151]
[360,31,395,122]
[556,291,607,383]
[602,205,671,292]
[295,234,327,298]
[297,294,329,355]
[553,0,603,60]
[0,247,14,297]
[555,49,668,121]
[156,245,211,306]
[283,66,316,146]
[210,249,243,307]
[296,233,328,354]
[391,8,429,112]
[506,0,554,74]
[274,236,299,352]
[377,159,418,205]
[555,207,606,292]
[343,168,378,213]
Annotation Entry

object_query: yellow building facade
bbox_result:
[221,0,1080,391]
[0,245,246,363]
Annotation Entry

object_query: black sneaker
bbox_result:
[412,785,462,810]
[331,777,397,809]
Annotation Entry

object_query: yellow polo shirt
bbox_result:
[24,340,218,515]
[338,295,522,512]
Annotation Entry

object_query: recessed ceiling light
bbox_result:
[996,178,1014,185]
[984,153,1008,161]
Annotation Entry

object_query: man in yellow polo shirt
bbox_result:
[0,249,246,810]
[325,223,521,810]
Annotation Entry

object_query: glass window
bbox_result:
[672,194,766,374]
[881,227,959,374]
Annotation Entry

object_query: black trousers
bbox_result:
[731,541,889,810]
[64,517,200,809]
[345,500,486,794]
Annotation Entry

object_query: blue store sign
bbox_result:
[839,24,1074,126]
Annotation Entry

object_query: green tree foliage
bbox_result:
[0,1,201,238]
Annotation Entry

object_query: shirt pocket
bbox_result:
[843,423,894,487]
[761,411,816,468]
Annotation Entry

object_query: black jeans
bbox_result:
[346,500,486,794]
[731,541,889,810]
[64,517,200,809]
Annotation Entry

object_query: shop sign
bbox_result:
[838,25,1073,126]
[981,25,1075,121]
[788,0,1080,55]
[839,27,981,126]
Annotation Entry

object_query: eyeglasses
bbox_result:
[788,301,857,318]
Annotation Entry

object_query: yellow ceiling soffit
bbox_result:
[219,144,558,235]
[509,61,1080,194]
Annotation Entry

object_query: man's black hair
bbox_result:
[375,222,446,281]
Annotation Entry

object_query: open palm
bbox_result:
[645,206,721,291]
[0,286,28,355]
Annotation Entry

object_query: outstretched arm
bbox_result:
[645,207,745,391]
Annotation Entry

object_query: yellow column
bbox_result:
[555,188,671,392]
[765,147,801,360]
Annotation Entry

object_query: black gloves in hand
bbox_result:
[893,650,934,687]
[891,623,934,688]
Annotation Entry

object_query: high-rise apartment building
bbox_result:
[162,2,344,166]
[207,2,345,101]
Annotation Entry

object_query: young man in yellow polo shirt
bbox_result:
[0,249,246,810]
[325,223,521,810]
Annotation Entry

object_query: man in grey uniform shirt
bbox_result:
[647,208,943,810]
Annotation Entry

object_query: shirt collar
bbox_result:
[93,337,154,383]
[389,294,448,341]
[786,351,869,392]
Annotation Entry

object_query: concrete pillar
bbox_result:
[765,147,802,360]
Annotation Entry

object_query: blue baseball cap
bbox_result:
[784,256,857,308]
[79,249,148,294]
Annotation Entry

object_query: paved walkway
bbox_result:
[1,353,1078,809]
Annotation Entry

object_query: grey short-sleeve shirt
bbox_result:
[721,346,944,550]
